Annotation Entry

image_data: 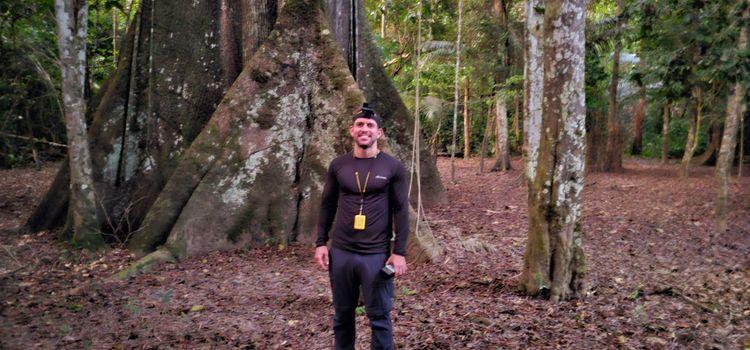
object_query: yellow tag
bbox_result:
[354,214,366,230]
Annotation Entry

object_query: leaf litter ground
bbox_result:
[0,158,748,349]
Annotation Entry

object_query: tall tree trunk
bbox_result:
[113,10,118,65]
[463,78,470,158]
[520,0,587,302]
[603,4,623,172]
[661,102,670,164]
[55,0,103,249]
[492,93,511,171]
[380,7,385,38]
[631,88,646,155]
[479,102,493,172]
[450,0,463,182]
[586,110,606,172]
[491,0,511,172]
[512,94,521,152]
[680,88,702,177]
[737,107,747,177]
[32,0,445,276]
[123,0,445,276]
[523,0,544,184]
[28,0,255,235]
[715,3,748,232]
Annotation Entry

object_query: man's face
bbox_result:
[349,117,382,149]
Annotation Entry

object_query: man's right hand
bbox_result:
[314,246,329,270]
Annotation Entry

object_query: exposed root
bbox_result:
[114,249,176,280]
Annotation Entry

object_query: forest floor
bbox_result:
[0,157,749,349]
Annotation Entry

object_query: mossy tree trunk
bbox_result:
[29,0,263,237]
[520,0,587,302]
[29,0,445,274]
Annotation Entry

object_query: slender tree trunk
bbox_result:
[113,10,118,65]
[523,0,544,184]
[463,79,470,158]
[512,94,521,152]
[716,4,748,231]
[380,8,385,38]
[737,107,747,177]
[661,102,670,164]
[520,0,587,301]
[603,12,623,172]
[631,88,646,155]
[479,102,493,172]
[429,112,445,155]
[681,88,702,177]
[450,0,463,182]
[492,93,511,171]
[55,0,103,249]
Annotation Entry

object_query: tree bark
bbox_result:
[603,4,623,172]
[463,79,470,158]
[451,0,463,182]
[479,102,493,172]
[491,0,511,173]
[661,102,670,164]
[585,110,603,172]
[715,3,748,232]
[520,0,587,302]
[680,88,702,177]
[630,89,646,155]
[739,110,744,177]
[55,0,103,249]
[512,94,521,153]
[523,0,543,184]
[29,0,257,235]
[492,93,511,171]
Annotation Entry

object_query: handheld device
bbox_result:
[381,264,395,278]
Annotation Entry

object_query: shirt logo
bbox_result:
[375,175,387,180]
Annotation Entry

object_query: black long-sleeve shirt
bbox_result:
[315,151,409,256]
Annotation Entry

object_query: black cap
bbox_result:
[352,102,382,127]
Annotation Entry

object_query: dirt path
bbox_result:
[1,158,748,349]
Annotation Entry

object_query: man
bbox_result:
[314,103,409,350]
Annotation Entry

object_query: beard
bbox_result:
[355,134,376,149]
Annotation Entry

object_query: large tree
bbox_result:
[520,0,587,301]
[26,0,446,274]
[715,0,748,232]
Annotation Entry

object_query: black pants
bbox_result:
[329,247,394,350]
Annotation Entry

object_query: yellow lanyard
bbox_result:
[355,171,370,214]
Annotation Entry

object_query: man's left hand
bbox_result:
[386,254,407,276]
